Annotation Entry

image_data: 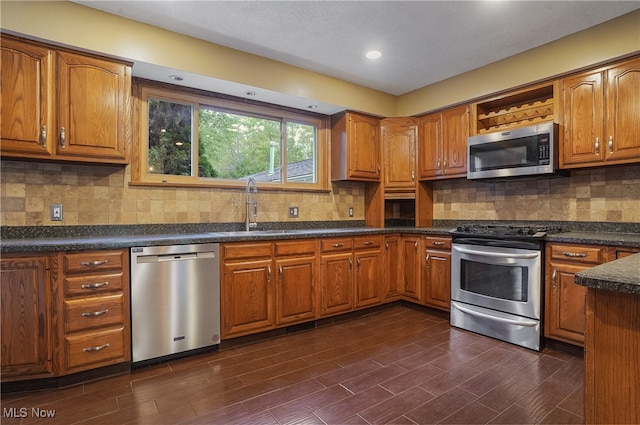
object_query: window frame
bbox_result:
[133,81,330,191]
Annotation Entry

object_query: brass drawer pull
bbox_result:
[363,241,373,246]
[562,252,587,258]
[81,309,109,318]
[83,343,110,353]
[81,282,109,289]
[332,243,344,248]
[432,241,445,246]
[80,260,109,267]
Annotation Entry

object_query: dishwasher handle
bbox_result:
[136,251,216,263]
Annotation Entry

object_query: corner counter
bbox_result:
[575,253,640,425]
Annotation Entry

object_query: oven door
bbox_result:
[451,242,541,320]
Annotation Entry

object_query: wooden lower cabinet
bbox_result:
[1,249,130,383]
[401,236,422,302]
[545,243,607,346]
[585,289,640,424]
[221,244,274,339]
[423,236,452,311]
[59,249,130,374]
[382,235,402,301]
[319,236,384,317]
[354,236,383,308]
[222,240,318,338]
[1,254,54,380]
[274,240,317,326]
[320,250,354,316]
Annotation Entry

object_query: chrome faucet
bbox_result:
[245,177,258,231]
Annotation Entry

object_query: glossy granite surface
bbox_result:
[575,253,640,295]
[1,221,639,252]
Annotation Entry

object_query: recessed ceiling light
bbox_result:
[244,91,256,96]
[308,105,318,109]
[365,50,382,60]
[168,74,184,81]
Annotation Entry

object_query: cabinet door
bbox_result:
[0,37,54,157]
[561,71,605,167]
[441,105,469,177]
[221,259,274,338]
[320,252,353,316]
[382,119,417,191]
[545,263,588,346]
[275,256,316,326]
[606,57,640,163]
[418,113,443,178]
[1,256,52,378]
[401,237,422,301]
[348,113,381,180]
[354,249,382,308]
[56,51,129,162]
[382,236,401,301]
[424,250,451,311]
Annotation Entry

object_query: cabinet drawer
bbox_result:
[64,294,124,333]
[64,272,124,297]
[63,251,124,274]
[64,326,126,370]
[275,240,316,256]
[321,238,353,253]
[425,236,451,250]
[354,235,382,250]
[550,244,606,264]
[223,242,272,260]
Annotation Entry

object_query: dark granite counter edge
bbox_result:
[0,227,453,253]
[575,253,640,295]
[2,220,638,253]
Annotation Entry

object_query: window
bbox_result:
[135,84,329,190]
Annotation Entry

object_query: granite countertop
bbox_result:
[575,253,640,295]
[1,222,638,253]
[0,226,452,253]
[545,231,640,248]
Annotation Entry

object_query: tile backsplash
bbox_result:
[0,161,363,226]
[433,164,640,222]
[1,160,638,227]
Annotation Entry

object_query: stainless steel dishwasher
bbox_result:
[130,243,220,364]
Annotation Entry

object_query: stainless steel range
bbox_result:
[449,224,559,351]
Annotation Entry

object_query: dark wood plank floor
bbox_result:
[1,305,584,424]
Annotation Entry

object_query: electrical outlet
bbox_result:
[288,206,299,218]
[50,203,63,221]
[348,206,354,217]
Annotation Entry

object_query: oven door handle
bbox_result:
[453,246,539,259]
[453,303,539,327]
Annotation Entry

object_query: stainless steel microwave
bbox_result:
[467,122,561,180]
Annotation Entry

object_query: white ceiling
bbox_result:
[74,1,640,112]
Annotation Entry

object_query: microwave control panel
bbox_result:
[538,135,550,164]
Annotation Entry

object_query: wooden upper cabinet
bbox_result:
[561,71,604,165]
[417,113,442,178]
[562,56,640,168]
[56,51,130,162]
[381,117,417,193]
[331,111,381,181]
[418,105,469,179]
[441,106,469,177]
[606,57,640,162]
[1,35,131,164]
[0,37,55,157]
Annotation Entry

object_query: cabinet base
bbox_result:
[1,362,130,394]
